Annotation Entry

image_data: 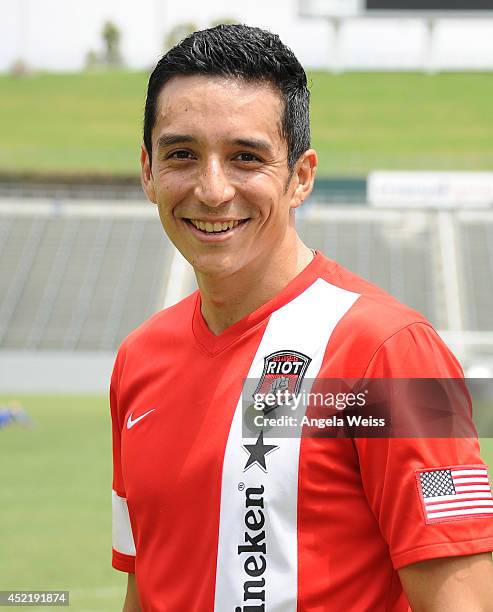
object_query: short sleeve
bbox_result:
[110,350,136,573]
[355,322,493,569]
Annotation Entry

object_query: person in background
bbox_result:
[0,401,32,429]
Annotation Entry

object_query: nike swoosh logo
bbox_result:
[127,409,156,429]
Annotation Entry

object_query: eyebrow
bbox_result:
[156,134,274,155]
[231,138,273,155]
[157,134,197,150]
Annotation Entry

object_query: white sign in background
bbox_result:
[368,172,493,207]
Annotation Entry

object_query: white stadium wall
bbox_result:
[0,351,115,393]
[1,0,493,72]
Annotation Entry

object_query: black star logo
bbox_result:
[242,431,279,473]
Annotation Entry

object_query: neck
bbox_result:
[196,238,314,335]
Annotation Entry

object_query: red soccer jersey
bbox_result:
[110,252,493,611]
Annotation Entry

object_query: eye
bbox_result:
[167,150,195,160]
[235,152,261,163]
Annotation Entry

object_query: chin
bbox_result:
[191,253,242,279]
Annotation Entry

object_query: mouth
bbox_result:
[185,218,249,235]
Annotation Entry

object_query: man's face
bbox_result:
[141,75,313,278]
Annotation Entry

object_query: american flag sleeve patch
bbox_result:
[416,466,493,523]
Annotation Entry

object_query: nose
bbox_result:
[194,157,235,208]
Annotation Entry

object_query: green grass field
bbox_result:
[1,394,493,610]
[0,71,492,177]
[0,395,125,611]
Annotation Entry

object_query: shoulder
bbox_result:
[112,291,197,376]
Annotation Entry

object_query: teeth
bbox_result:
[189,219,244,233]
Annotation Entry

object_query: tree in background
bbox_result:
[85,21,124,70]
[102,21,123,67]
[210,18,238,27]
[85,50,99,71]
[163,19,238,52]
[164,22,198,51]
[9,59,30,78]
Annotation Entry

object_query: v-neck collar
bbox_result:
[191,252,329,356]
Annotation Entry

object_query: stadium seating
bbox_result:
[1,199,492,370]
[298,208,441,327]
[459,216,493,331]
[0,202,174,351]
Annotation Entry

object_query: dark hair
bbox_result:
[143,24,310,170]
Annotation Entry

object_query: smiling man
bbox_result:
[110,25,493,612]
[145,73,313,323]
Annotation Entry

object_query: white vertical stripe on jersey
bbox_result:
[213,278,360,611]
[112,490,136,556]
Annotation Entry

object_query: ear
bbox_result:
[140,143,157,204]
[289,149,318,210]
